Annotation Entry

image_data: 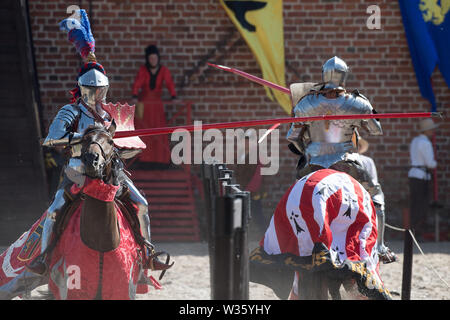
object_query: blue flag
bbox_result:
[398,0,450,111]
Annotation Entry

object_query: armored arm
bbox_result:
[361,112,383,136]
[358,154,385,211]
[42,104,83,147]
[351,91,382,136]
[287,122,310,153]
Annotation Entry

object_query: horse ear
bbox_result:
[108,119,117,136]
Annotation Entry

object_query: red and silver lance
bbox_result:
[114,112,440,139]
[207,63,291,95]
[207,62,287,143]
[114,64,441,139]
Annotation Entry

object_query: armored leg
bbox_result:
[371,189,387,254]
[119,173,174,274]
[376,206,386,250]
[27,175,72,275]
[375,207,397,264]
[41,189,64,253]
[121,175,151,242]
[42,174,74,253]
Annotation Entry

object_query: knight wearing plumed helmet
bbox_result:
[27,9,171,275]
[286,56,396,263]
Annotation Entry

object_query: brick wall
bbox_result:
[28,0,449,228]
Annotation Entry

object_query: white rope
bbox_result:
[385,223,406,232]
[407,229,450,289]
[385,223,450,289]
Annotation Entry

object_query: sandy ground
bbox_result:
[3,239,449,300]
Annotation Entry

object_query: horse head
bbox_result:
[80,120,118,183]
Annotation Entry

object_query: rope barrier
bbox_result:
[385,223,406,232]
[385,223,450,289]
[407,229,450,289]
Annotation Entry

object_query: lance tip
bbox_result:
[431,112,443,119]
[207,62,229,70]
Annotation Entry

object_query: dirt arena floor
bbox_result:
[4,239,449,300]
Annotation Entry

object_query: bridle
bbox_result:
[81,128,118,178]
[88,140,113,165]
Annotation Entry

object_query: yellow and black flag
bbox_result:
[220,0,290,114]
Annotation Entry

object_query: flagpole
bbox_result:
[114,112,440,139]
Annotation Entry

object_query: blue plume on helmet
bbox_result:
[59,9,95,59]
[60,9,106,102]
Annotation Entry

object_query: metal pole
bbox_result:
[205,164,251,300]
[431,132,439,243]
[401,208,413,300]
[201,164,215,297]
[232,191,250,300]
[212,195,235,300]
[435,211,439,243]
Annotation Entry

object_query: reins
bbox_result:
[81,128,119,180]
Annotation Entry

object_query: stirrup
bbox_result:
[378,246,397,264]
[148,251,174,280]
[141,239,174,279]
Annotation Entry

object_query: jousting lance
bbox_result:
[114,112,441,139]
[112,64,440,139]
[207,63,291,95]
[206,63,287,143]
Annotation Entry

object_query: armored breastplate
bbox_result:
[75,104,111,131]
[76,105,97,133]
[70,104,110,156]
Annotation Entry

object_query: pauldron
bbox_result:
[42,104,81,147]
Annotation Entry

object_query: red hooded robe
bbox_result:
[132,65,176,163]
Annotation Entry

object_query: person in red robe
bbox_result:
[132,45,176,165]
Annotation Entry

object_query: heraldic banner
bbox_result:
[220,0,292,114]
[399,0,450,112]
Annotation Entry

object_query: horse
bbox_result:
[45,123,158,300]
[250,168,392,300]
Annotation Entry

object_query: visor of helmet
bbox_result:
[80,85,109,108]
[322,69,348,87]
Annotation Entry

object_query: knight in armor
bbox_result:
[286,56,396,263]
[27,10,166,275]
